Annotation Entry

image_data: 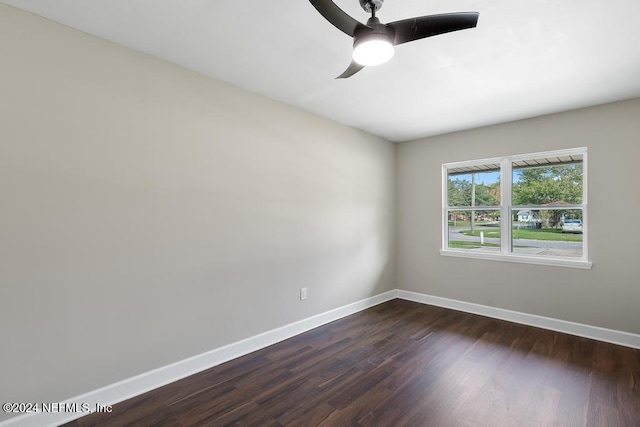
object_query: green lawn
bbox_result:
[459,227,582,242]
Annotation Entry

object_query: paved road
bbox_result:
[448,227,582,256]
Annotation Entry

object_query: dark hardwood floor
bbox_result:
[64,299,640,426]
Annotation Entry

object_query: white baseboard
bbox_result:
[396,290,640,350]
[4,288,638,426]
[0,290,398,427]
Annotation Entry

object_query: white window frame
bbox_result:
[441,147,591,269]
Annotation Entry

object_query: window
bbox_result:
[442,148,590,269]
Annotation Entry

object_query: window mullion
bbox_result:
[501,158,512,255]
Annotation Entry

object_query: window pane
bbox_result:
[448,167,500,207]
[511,209,583,257]
[448,210,501,251]
[512,156,583,206]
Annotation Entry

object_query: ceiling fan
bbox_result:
[309,0,479,78]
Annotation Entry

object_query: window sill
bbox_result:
[440,249,592,269]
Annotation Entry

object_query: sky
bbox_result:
[454,171,501,185]
[452,170,530,185]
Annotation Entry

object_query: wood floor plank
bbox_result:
[64,299,640,426]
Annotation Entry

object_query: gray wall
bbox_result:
[397,98,640,335]
[0,4,395,417]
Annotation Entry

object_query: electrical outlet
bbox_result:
[300,288,307,301]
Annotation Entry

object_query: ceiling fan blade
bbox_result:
[309,0,364,37]
[388,12,479,46]
[336,60,365,79]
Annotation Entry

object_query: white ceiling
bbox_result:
[3,0,640,142]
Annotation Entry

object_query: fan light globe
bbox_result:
[352,37,394,66]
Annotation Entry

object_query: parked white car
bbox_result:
[561,219,582,233]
